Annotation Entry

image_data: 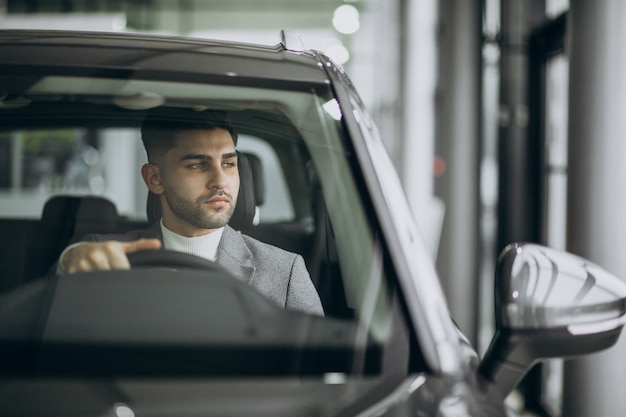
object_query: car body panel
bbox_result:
[0,30,330,86]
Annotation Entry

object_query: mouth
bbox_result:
[203,195,230,208]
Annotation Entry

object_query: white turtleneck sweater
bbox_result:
[159,219,224,261]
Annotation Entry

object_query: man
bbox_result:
[59,111,324,316]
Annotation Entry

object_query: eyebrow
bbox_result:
[181,152,238,161]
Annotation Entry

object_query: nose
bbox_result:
[206,163,227,190]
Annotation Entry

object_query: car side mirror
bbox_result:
[478,243,626,397]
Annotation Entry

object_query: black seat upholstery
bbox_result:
[146,152,259,231]
[22,195,119,281]
[241,152,265,207]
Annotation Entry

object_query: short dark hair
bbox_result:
[141,110,238,161]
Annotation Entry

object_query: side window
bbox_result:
[236,135,294,223]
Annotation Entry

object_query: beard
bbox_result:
[163,187,236,230]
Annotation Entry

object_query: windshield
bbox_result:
[0,71,425,413]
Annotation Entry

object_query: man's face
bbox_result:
[155,128,239,237]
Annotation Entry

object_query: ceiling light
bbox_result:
[332,5,360,35]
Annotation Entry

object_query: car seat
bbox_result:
[306,160,353,318]
[242,152,265,209]
[22,195,119,282]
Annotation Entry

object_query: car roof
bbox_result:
[0,29,331,85]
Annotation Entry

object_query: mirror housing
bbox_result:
[479,243,626,397]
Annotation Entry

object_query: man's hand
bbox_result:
[61,239,162,274]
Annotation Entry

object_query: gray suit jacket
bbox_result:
[83,223,324,316]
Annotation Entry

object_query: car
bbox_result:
[0,29,625,417]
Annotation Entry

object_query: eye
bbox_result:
[223,160,237,168]
[188,162,206,169]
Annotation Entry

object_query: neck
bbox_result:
[161,217,220,237]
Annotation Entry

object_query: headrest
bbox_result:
[146,152,257,231]
[23,195,118,282]
[240,152,265,206]
[42,195,118,239]
[228,152,256,230]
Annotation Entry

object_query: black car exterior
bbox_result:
[0,30,624,417]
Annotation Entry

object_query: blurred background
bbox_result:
[2,1,626,416]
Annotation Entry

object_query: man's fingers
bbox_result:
[63,241,123,273]
[62,239,160,274]
[123,238,162,254]
[105,242,132,270]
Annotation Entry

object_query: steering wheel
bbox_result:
[127,249,227,273]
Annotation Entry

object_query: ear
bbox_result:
[142,163,164,195]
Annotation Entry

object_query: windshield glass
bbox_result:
[0,72,423,403]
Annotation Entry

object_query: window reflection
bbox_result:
[0,128,102,192]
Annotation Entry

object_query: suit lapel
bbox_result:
[140,222,163,241]
[215,226,256,284]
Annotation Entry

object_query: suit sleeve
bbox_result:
[286,254,325,316]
